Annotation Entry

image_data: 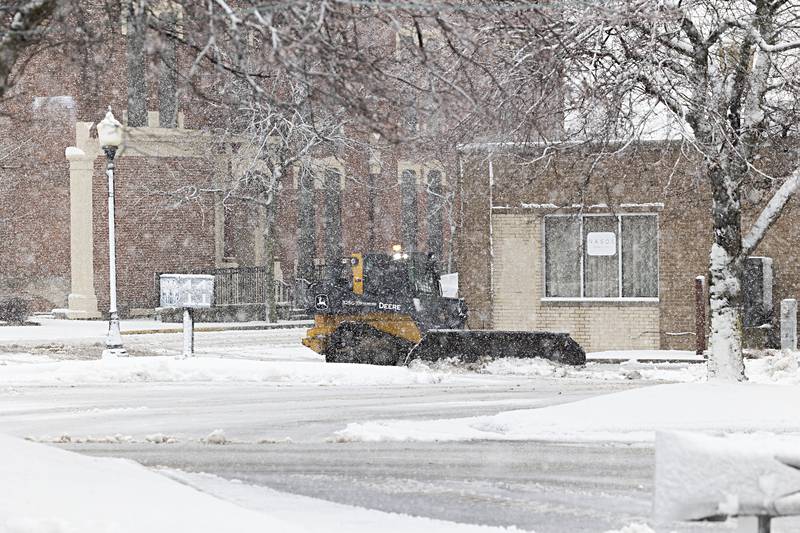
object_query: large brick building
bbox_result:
[457,143,800,352]
[0,5,458,318]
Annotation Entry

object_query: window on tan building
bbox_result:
[543,214,658,299]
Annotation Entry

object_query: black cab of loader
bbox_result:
[301,251,467,363]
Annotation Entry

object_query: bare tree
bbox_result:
[223,73,350,321]
[0,1,59,101]
[295,163,317,286]
[125,0,147,127]
[537,0,800,381]
[391,0,800,381]
[248,0,800,379]
[0,1,117,105]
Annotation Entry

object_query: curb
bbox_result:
[121,321,313,336]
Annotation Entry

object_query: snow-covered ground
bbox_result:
[0,317,310,342]
[0,356,443,386]
[654,431,800,522]
[0,433,521,533]
[160,468,527,532]
[586,350,703,362]
[334,381,800,443]
[4,320,800,531]
[0,318,314,360]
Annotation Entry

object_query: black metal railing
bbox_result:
[155,267,294,308]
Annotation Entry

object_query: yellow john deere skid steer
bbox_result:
[302,248,586,366]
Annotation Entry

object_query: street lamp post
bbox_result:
[98,107,127,358]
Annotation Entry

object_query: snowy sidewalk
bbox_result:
[0,317,311,343]
[334,381,800,444]
[586,350,704,363]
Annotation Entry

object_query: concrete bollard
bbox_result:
[182,308,194,358]
[781,299,797,351]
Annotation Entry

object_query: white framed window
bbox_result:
[543,213,658,300]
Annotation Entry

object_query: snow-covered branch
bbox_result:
[741,168,800,257]
[726,15,800,53]
[0,0,58,99]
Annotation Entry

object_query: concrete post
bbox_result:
[66,143,101,319]
[781,299,797,351]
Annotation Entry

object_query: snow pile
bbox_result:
[748,353,800,384]
[602,524,655,533]
[409,356,566,377]
[481,357,567,377]
[146,433,177,444]
[257,436,294,444]
[0,433,294,532]
[412,355,705,382]
[0,356,444,386]
[613,360,705,382]
[587,350,702,362]
[203,429,228,445]
[333,383,800,443]
[479,352,800,384]
[654,431,800,521]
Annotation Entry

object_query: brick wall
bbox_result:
[91,155,217,314]
[0,101,76,310]
[0,3,464,314]
[461,143,800,352]
[491,213,659,352]
[455,155,493,328]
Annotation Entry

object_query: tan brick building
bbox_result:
[457,143,800,352]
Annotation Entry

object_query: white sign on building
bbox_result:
[586,232,617,256]
[159,274,214,308]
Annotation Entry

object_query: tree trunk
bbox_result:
[296,168,316,282]
[426,169,444,268]
[126,1,148,127]
[323,168,343,279]
[263,198,277,323]
[707,163,747,381]
[401,168,418,251]
[157,11,178,128]
[367,170,378,252]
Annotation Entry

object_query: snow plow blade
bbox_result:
[405,330,586,366]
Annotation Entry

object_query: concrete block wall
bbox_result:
[491,213,660,352]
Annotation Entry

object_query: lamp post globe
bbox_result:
[100,107,127,358]
[98,107,123,148]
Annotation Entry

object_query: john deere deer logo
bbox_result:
[315,294,329,310]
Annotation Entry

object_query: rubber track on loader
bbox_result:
[406,330,586,366]
[324,322,414,366]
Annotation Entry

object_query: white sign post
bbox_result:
[159,274,214,358]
